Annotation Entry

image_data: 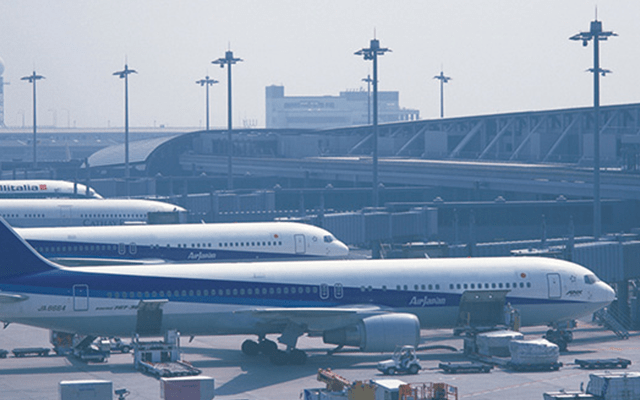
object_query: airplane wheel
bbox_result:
[289,349,307,365]
[259,339,278,356]
[270,350,289,366]
[241,340,260,356]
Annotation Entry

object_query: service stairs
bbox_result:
[594,307,630,339]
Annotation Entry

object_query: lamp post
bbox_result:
[21,71,45,169]
[355,38,390,208]
[113,64,137,186]
[196,75,218,131]
[433,70,451,118]
[212,50,242,190]
[570,18,616,240]
[362,74,373,124]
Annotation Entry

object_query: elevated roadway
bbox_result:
[179,154,640,200]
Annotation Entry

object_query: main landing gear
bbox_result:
[241,324,308,365]
[241,338,308,365]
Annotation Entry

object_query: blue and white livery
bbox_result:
[15,222,349,265]
[0,217,615,365]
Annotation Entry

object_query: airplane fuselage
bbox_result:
[0,198,186,227]
[15,222,349,264]
[0,256,613,338]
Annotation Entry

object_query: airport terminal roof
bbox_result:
[87,134,183,168]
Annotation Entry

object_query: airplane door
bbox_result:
[73,284,89,311]
[547,273,562,299]
[294,234,306,254]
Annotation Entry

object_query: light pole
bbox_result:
[355,38,390,208]
[21,71,45,169]
[433,70,451,118]
[212,50,242,190]
[113,64,137,186]
[196,75,218,131]
[362,74,373,124]
[570,18,616,240]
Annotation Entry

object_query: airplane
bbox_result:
[0,198,186,227]
[0,217,615,365]
[15,221,350,265]
[0,180,102,199]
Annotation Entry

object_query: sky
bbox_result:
[1,1,639,129]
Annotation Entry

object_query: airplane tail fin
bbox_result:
[0,217,58,279]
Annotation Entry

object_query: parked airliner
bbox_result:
[15,222,349,265]
[0,180,102,199]
[0,198,186,227]
[0,218,615,365]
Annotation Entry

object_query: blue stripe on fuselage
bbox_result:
[27,239,321,262]
[1,269,585,310]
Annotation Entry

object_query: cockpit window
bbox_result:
[324,235,334,243]
[584,274,598,284]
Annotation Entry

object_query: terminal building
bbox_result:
[265,85,419,129]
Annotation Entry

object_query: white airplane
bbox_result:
[0,198,186,227]
[15,222,349,265]
[0,180,102,199]
[0,217,615,365]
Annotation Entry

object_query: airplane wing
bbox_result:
[0,293,29,303]
[235,305,389,332]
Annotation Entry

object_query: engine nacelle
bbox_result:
[322,313,420,353]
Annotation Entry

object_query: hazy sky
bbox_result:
[1,1,639,129]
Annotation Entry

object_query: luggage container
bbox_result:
[160,376,214,400]
[59,380,112,400]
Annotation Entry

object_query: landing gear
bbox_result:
[242,323,309,365]
[241,340,260,356]
[258,339,277,355]
[241,338,277,356]
[268,348,307,365]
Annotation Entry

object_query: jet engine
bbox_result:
[322,313,420,352]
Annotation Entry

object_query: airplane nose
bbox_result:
[599,281,616,304]
[336,241,349,256]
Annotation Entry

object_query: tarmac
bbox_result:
[0,318,636,400]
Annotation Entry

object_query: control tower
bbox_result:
[0,56,5,127]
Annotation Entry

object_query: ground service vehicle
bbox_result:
[377,345,422,375]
